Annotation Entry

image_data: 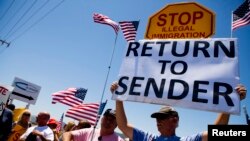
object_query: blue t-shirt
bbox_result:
[133,128,203,141]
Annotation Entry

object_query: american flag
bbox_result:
[56,113,64,132]
[97,100,107,116]
[232,0,250,30]
[93,13,119,34]
[65,103,101,125]
[51,87,87,107]
[119,21,139,42]
[94,100,107,127]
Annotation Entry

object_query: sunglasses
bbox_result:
[23,113,31,116]
[156,115,171,120]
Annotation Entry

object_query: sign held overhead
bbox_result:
[113,39,240,114]
[145,2,215,39]
[0,84,14,115]
[10,77,41,105]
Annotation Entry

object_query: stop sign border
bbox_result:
[145,2,215,39]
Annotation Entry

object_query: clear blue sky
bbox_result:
[0,0,249,137]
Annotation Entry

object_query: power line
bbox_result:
[3,0,38,39]
[0,0,16,21]
[0,0,28,35]
[6,0,50,41]
[11,0,66,42]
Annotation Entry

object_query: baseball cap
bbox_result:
[47,118,58,125]
[151,106,179,118]
[103,109,116,118]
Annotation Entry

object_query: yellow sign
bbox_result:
[145,2,215,39]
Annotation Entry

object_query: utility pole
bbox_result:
[243,105,250,125]
[0,39,10,47]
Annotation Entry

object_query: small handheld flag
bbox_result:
[56,113,64,132]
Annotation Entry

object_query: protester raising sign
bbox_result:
[112,38,240,114]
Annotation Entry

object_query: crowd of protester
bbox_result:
[0,102,124,141]
[0,84,247,141]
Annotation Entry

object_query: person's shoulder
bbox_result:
[180,132,203,141]
[113,132,125,139]
[25,126,36,133]
[28,125,37,130]
[73,127,94,133]
[2,108,13,118]
[45,125,54,132]
[80,127,94,131]
[71,127,95,137]
[4,108,12,114]
[33,125,49,131]
[118,136,125,141]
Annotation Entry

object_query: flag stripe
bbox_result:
[65,102,107,126]
[66,111,97,122]
[93,13,119,34]
[51,87,87,107]
[67,111,97,121]
[232,0,250,30]
[233,12,250,29]
[119,21,139,42]
[65,103,100,125]
[232,13,250,29]
[52,95,83,106]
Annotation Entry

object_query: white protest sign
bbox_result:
[112,38,240,114]
[0,84,14,115]
[10,77,41,105]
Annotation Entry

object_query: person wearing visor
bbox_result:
[62,108,124,141]
[110,82,247,141]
